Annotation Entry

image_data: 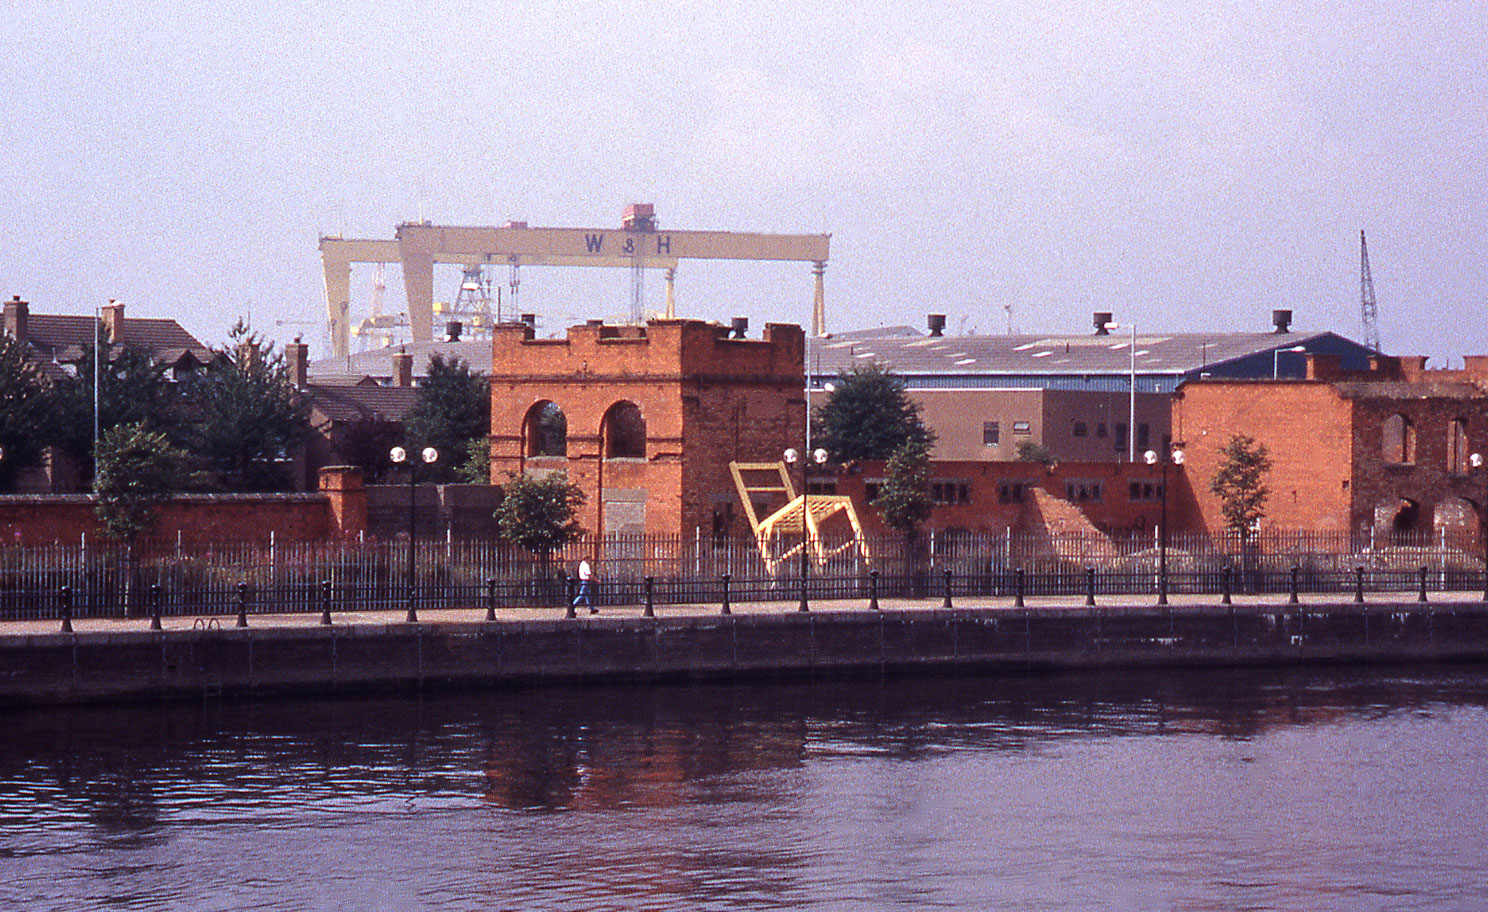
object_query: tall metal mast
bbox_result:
[1360,229,1381,352]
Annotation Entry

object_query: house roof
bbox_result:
[300,383,419,424]
[307,339,494,382]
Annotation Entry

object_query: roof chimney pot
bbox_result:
[730,316,749,339]
[927,314,946,337]
[1273,309,1293,333]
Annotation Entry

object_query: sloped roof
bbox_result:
[307,339,494,382]
[24,314,211,361]
[301,383,419,424]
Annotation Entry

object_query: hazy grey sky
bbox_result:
[3,1,1484,362]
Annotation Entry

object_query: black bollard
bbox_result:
[564,572,576,620]
[643,575,655,618]
[1354,566,1365,604]
[60,584,73,634]
[868,569,880,611]
[798,570,809,613]
[320,579,333,625]
[1289,565,1300,605]
[942,568,953,609]
[1418,565,1428,603]
[1014,567,1025,608]
[1085,567,1096,607]
[149,583,162,631]
[486,578,497,622]
[720,573,731,616]
[1221,565,1233,606]
[237,581,249,628]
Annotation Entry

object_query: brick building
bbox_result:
[489,319,806,539]
[1171,354,1488,536]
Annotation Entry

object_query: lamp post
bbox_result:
[391,445,438,623]
[1273,345,1307,379]
[1145,446,1185,605]
[1473,453,1487,600]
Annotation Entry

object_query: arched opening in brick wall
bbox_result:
[1433,495,1479,537]
[602,401,646,459]
[1382,414,1416,465]
[1447,418,1470,475]
[1375,496,1423,535]
[524,401,568,457]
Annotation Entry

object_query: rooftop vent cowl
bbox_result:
[1273,309,1293,334]
[730,316,748,339]
[927,314,946,337]
[1093,312,1113,335]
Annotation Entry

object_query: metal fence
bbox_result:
[1,528,1484,621]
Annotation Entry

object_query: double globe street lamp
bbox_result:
[784,446,829,612]
[390,445,438,623]
[1144,446,1185,605]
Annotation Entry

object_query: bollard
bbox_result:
[1158,564,1169,606]
[60,584,73,634]
[1014,567,1025,608]
[1221,565,1232,606]
[1289,565,1300,605]
[643,575,655,618]
[798,572,809,613]
[1354,566,1365,604]
[149,584,162,631]
[720,573,731,616]
[564,572,576,620]
[237,581,249,628]
[320,579,333,625]
[942,568,953,609]
[1085,567,1096,607]
[486,578,497,622]
[868,569,880,611]
[1418,565,1428,603]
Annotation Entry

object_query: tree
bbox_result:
[50,337,182,484]
[0,332,52,490]
[404,353,490,483]
[873,437,934,537]
[182,320,308,491]
[455,435,491,484]
[1015,441,1056,466]
[1210,434,1272,539]
[93,422,187,546]
[494,472,586,566]
[813,364,931,464]
[334,415,405,484]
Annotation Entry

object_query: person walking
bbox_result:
[573,558,597,614]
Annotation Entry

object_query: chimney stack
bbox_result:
[1093,312,1113,335]
[1272,309,1293,334]
[392,349,413,387]
[286,336,309,389]
[101,300,125,344]
[730,316,749,339]
[3,296,28,343]
[927,314,946,337]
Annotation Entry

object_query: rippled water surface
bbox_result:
[3,667,1488,911]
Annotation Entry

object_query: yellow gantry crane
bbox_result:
[729,461,871,577]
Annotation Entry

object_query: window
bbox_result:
[932,481,971,505]
[1448,419,1470,475]
[603,401,646,458]
[998,481,1026,504]
[1072,421,1088,438]
[1096,423,1108,439]
[1129,480,1164,502]
[1383,413,1416,465]
[865,482,882,501]
[983,421,1000,446]
[526,401,568,456]
[1012,421,1032,436]
[1114,424,1128,451]
[1136,423,1150,449]
[1064,479,1103,502]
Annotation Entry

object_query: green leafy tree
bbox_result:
[93,422,187,546]
[1210,434,1272,540]
[50,336,182,484]
[404,354,490,483]
[494,472,586,569]
[334,415,404,484]
[873,437,935,585]
[813,364,931,464]
[0,332,52,490]
[1015,441,1056,466]
[455,435,491,484]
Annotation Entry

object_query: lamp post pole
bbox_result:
[1146,446,1185,605]
[1473,453,1487,600]
[1273,345,1307,379]
[391,445,438,623]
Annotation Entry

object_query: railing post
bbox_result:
[868,569,880,611]
[60,584,73,634]
[237,581,249,628]
[149,583,162,631]
[942,568,953,608]
[644,575,655,617]
[1288,565,1299,605]
[1354,565,1364,604]
[564,572,576,619]
[1085,567,1096,607]
[1221,565,1232,605]
[1418,565,1428,603]
[320,579,333,625]
[485,578,497,622]
[1014,567,1025,608]
[720,573,731,615]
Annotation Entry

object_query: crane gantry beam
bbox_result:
[319,218,830,358]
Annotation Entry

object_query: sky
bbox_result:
[2,0,1485,364]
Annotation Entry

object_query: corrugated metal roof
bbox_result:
[307,339,493,381]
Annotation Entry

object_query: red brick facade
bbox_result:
[489,319,805,539]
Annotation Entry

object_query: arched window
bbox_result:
[603,401,646,459]
[1448,418,1470,475]
[1382,414,1416,465]
[524,401,567,457]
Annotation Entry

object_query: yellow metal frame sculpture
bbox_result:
[729,461,871,577]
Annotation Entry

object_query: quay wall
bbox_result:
[4,601,1488,706]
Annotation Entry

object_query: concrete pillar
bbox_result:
[811,261,826,337]
[664,268,676,319]
[321,253,352,359]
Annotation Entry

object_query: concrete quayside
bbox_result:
[4,593,1488,706]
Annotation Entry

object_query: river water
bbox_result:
[3,666,1487,911]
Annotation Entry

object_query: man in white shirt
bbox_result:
[573,559,596,614]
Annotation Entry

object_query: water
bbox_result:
[3,667,1487,911]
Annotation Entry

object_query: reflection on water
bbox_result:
[3,666,1488,910]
